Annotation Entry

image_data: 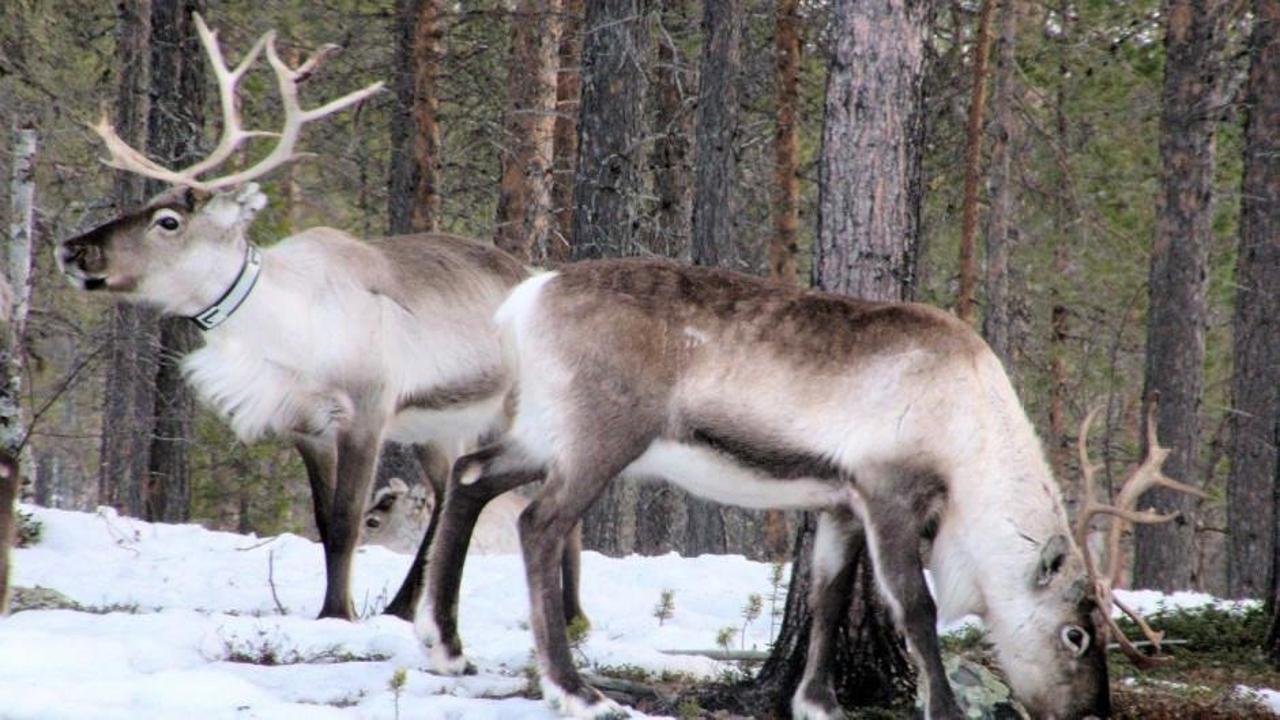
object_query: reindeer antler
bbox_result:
[91,14,383,192]
[1074,398,1208,669]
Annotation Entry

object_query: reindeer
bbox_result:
[421,259,1204,719]
[364,477,525,556]
[56,15,584,625]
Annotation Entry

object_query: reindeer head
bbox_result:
[363,478,433,552]
[997,397,1207,718]
[58,14,381,320]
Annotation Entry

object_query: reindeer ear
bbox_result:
[205,182,268,230]
[1036,534,1070,587]
[388,477,409,495]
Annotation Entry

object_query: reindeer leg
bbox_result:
[317,423,382,621]
[561,522,587,627]
[792,509,859,720]
[384,443,451,620]
[295,437,336,547]
[855,480,960,720]
[419,441,542,674]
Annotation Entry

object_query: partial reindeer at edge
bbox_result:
[57,14,584,625]
[425,260,1207,720]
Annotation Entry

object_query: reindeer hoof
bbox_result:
[541,680,630,719]
[426,643,474,676]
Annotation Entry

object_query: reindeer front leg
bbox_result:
[295,437,336,548]
[318,422,383,620]
[384,443,451,620]
[419,442,541,673]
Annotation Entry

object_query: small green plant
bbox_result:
[740,593,763,649]
[653,589,675,626]
[768,561,786,639]
[715,626,737,653]
[388,667,407,720]
[566,614,591,666]
[16,507,42,547]
[676,698,703,719]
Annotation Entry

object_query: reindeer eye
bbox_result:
[152,212,182,232]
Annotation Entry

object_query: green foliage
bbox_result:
[653,588,675,626]
[388,667,408,720]
[714,626,736,652]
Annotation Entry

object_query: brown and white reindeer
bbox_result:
[56,15,584,627]
[421,259,1202,719]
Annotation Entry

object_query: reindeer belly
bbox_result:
[623,440,847,510]
[384,394,505,448]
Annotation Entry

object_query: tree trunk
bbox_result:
[574,0,651,555]
[0,123,37,615]
[549,0,584,263]
[569,0,651,261]
[389,0,443,235]
[494,0,561,263]
[690,0,742,267]
[99,0,159,517]
[1227,0,1279,600]
[955,0,995,325]
[981,0,1021,371]
[755,0,930,708]
[144,0,205,523]
[647,0,694,259]
[1134,0,1226,592]
[770,0,801,285]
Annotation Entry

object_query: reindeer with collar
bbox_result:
[57,15,585,625]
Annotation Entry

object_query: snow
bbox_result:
[2,505,1275,719]
[3,506,781,719]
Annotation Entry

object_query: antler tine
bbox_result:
[200,34,384,191]
[176,14,276,182]
[1073,406,1106,581]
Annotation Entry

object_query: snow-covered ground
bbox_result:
[0,505,1269,719]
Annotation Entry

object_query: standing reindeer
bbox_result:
[423,259,1203,719]
[57,15,585,623]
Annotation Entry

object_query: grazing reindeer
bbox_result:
[419,259,1195,719]
[364,478,525,556]
[57,14,584,623]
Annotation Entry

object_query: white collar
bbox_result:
[189,244,263,331]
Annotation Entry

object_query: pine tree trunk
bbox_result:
[1227,0,1279,600]
[144,0,205,523]
[770,0,801,285]
[549,0,584,263]
[981,0,1021,371]
[494,0,561,262]
[0,123,37,615]
[955,0,995,325]
[648,0,694,259]
[569,0,650,261]
[1134,0,1226,591]
[574,0,651,555]
[389,0,443,235]
[690,0,742,267]
[754,0,929,708]
[99,0,159,517]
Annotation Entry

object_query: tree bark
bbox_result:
[144,0,205,523]
[494,0,561,263]
[99,0,159,517]
[569,0,651,260]
[0,123,37,615]
[389,0,443,235]
[755,0,930,708]
[1228,0,1279,600]
[549,0,584,263]
[955,0,995,325]
[770,0,801,285]
[647,0,694,259]
[1133,0,1226,591]
[689,0,742,267]
[981,0,1021,371]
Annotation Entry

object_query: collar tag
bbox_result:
[189,245,263,332]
